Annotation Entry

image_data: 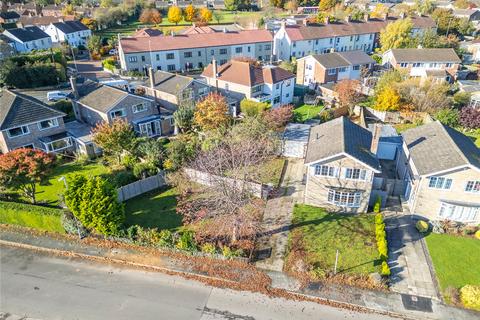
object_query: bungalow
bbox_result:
[304,116,381,213]
[44,20,91,47]
[381,48,461,83]
[397,121,480,224]
[2,26,52,53]
[0,89,72,154]
[296,50,374,87]
[201,59,296,108]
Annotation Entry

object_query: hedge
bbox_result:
[0,201,64,233]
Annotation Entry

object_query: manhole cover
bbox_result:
[401,294,433,312]
[253,248,272,261]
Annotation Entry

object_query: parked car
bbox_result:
[109,48,118,55]
[47,91,69,101]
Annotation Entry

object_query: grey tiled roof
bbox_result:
[77,83,129,113]
[305,116,380,170]
[0,89,65,130]
[4,26,49,42]
[148,71,196,94]
[389,48,461,63]
[402,121,480,176]
[52,20,89,34]
[310,51,374,69]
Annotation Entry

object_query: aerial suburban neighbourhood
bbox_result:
[1,0,480,319]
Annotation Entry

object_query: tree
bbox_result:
[460,107,480,129]
[86,34,102,54]
[279,59,296,73]
[374,70,403,96]
[240,99,269,116]
[92,119,137,165]
[199,7,212,23]
[319,0,337,11]
[139,8,162,25]
[165,133,199,171]
[435,108,460,127]
[415,0,434,15]
[284,0,298,13]
[396,78,451,113]
[334,80,364,114]
[194,93,231,131]
[374,87,401,111]
[168,6,182,25]
[263,105,294,130]
[270,0,286,9]
[224,0,237,11]
[184,4,196,22]
[370,4,388,19]
[380,18,414,52]
[173,103,195,133]
[81,17,97,30]
[64,175,125,236]
[213,10,223,24]
[0,149,55,204]
[135,137,165,170]
[100,0,113,8]
[62,3,75,16]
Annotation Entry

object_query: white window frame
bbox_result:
[128,56,137,63]
[438,202,479,222]
[344,168,367,181]
[44,137,73,152]
[428,177,453,190]
[465,180,480,193]
[314,165,338,177]
[38,118,59,131]
[7,125,30,138]
[327,68,336,75]
[327,189,362,208]
[110,109,126,119]
[132,103,147,114]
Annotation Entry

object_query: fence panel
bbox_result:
[117,172,166,202]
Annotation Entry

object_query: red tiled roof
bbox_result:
[285,16,436,41]
[202,60,294,86]
[120,29,273,54]
[132,28,162,37]
[182,25,216,34]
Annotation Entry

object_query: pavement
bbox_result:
[0,245,396,320]
[384,198,439,299]
[255,158,305,271]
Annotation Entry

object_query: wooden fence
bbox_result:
[117,172,166,202]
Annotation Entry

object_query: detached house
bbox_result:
[2,26,52,53]
[201,59,296,108]
[44,20,91,47]
[397,121,480,224]
[0,89,72,154]
[71,81,173,139]
[381,48,461,83]
[296,50,374,86]
[304,117,381,213]
[0,11,20,25]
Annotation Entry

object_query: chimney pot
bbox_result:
[364,13,369,22]
[383,12,389,21]
[371,124,382,155]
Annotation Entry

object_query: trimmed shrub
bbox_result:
[375,213,384,225]
[377,239,388,260]
[375,212,389,262]
[373,196,382,213]
[158,229,174,248]
[381,261,391,276]
[176,231,197,252]
[460,285,480,311]
[0,201,64,233]
[240,99,270,116]
[475,230,480,240]
[201,243,217,254]
[416,220,429,233]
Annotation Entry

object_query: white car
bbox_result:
[47,91,69,102]
[109,48,118,55]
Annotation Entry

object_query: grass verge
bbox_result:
[0,201,64,233]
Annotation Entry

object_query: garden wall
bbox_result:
[0,201,64,233]
[365,107,401,123]
[117,172,166,202]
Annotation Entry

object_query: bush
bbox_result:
[240,99,269,116]
[435,108,459,127]
[375,212,388,262]
[176,231,197,252]
[136,226,160,245]
[133,162,157,179]
[476,230,480,240]
[381,261,391,276]
[416,220,430,233]
[158,229,174,247]
[460,285,480,311]
[319,109,334,123]
[201,243,217,254]
[377,239,388,260]
[112,170,136,187]
[102,57,116,72]
[222,245,234,259]
[375,213,384,225]
[373,196,381,213]
[0,201,64,233]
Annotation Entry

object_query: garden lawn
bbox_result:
[287,204,379,275]
[251,158,285,186]
[35,161,110,206]
[293,104,324,122]
[463,129,480,148]
[124,187,182,230]
[425,233,480,291]
[0,201,64,233]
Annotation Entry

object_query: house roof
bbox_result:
[283,123,311,142]
[402,121,480,176]
[4,26,49,42]
[0,89,65,130]
[284,16,436,41]
[388,48,461,63]
[120,29,273,54]
[307,50,374,68]
[18,15,75,27]
[182,25,216,34]
[132,28,162,37]
[305,116,380,170]
[202,60,295,87]
[77,83,130,113]
[52,20,89,34]
[0,11,20,20]
[453,9,478,17]
[147,71,203,94]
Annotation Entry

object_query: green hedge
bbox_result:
[0,201,64,233]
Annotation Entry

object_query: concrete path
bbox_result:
[255,158,305,272]
[384,198,439,299]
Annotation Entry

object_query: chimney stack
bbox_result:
[324,16,330,25]
[383,12,389,21]
[70,76,79,99]
[399,12,406,19]
[370,124,382,155]
[345,15,351,23]
[302,18,308,26]
[148,67,155,89]
[212,58,218,89]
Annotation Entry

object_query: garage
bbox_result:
[368,124,402,161]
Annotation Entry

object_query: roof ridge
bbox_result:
[437,120,472,167]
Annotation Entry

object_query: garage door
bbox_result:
[377,142,398,160]
[283,141,306,158]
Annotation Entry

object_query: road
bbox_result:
[0,246,398,320]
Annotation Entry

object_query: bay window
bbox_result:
[327,189,362,208]
[438,202,479,222]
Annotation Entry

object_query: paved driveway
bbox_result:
[69,58,112,81]
[384,200,439,299]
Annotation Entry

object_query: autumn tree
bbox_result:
[374,87,401,111]
[0,149,55,204]
[415,0,434,15]
[460,107,480,129]
[184,4,196,22]
[199,7,212,23]
[263,104,294,130]
[396,78,451,113]
[380,18,414,52]
[224,0,237,11]
[284,0,298,13]
[64,174,125,236]
[454,0,470,9]
[270,0,286,9]
[168,6,182,25]
[62,3,75,16]
[81,17,97,30]
[86,34,102,54]
[334,79,364,114]
[194,93,231,131]
[370,3,388,19]
[319,0,337,11]
[139,8,162,25]
[92,119,137,165]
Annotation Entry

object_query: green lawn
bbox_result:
[287,204,379,275]
[250,158,285,186]
[0,201,64,233]
[394,123,420,134]
[124,187,182,230]
[425,233,480,291]
[35,161,110,206]
[293,104,324,123]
